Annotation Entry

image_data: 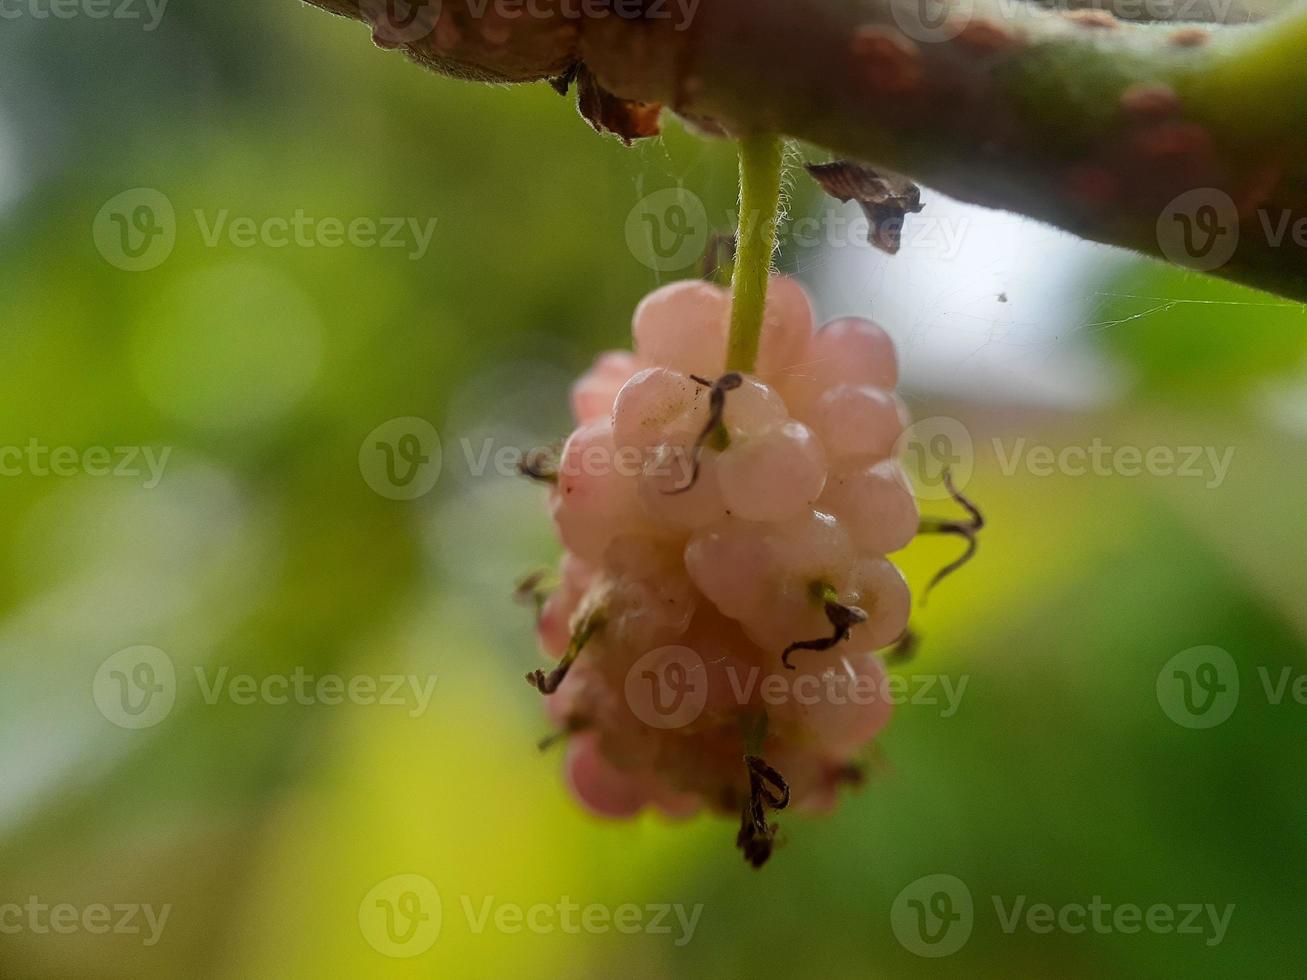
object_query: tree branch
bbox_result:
[306,0,1307,301]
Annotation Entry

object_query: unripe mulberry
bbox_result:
[528,275,922,866]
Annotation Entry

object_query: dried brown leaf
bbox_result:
[575,65,661,144]
[805,160,925,254]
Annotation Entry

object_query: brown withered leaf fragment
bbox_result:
[575,65,661,144]
[805,160,924,254]
[548,64,578,97]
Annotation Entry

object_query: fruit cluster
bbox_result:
[528,276,918,865]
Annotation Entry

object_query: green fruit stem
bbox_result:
[726,133,784,374]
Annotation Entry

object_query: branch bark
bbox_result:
[308,0,1307,301]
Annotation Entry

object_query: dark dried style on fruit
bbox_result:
[917,469,986,600]
[737,755,790,868]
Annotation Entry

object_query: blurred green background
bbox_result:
[3,5,1307,977]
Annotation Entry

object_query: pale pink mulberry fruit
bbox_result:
[524,275,933,867]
